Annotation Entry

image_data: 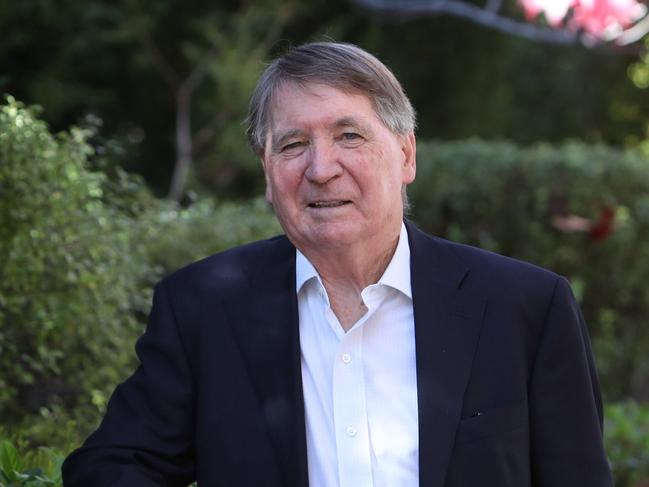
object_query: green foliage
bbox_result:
[0,440,62,487]
[0,97,280,443]
[605,401,649,487]
[410,139,649,400]
[0,0,304,197]
[2,404,96,463]
[142,197,280,274]
[0,96,154,423]
[186,0,299,196]
[628,36,649,90]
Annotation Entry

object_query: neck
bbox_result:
[299,223,402,331]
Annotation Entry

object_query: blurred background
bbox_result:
[1,0,649,484]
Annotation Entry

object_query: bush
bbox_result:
[0,440,63,487]
[410,139,649,401]
[0,97,156,427]
[0,97,279,446]
[606,401,649,487]
[142,197,280,276]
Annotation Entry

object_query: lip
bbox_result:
[307,200,351,209]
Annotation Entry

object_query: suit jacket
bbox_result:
[62,221,613,486]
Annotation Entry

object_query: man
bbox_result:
[63,42,613,487]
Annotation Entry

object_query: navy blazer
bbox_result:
[63,221,613,486]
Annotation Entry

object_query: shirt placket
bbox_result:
[328,286,387,487]
[333,321,373,487]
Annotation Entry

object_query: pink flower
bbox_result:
[520,0,575,26]
[519,0,647,38]
[571,0,647,38]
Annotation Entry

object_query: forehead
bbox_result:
[268,82,380,129]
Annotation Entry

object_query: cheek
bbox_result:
[268,167,303,204]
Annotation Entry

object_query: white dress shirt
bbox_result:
[297,223,419,487]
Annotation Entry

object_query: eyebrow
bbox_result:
[333,116,371,134]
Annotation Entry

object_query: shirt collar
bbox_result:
[295,222,412,299]
[378,222,412,299]
[296,247,320,293]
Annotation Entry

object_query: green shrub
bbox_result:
[605,401,649,487]
[0,440,62,487]
[142,197,280,276]
[410,139,649,400]
[0,97,155,424]
[0,97,280,447]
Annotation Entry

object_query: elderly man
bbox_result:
[63,42,613,487]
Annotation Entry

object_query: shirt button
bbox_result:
[346,427,357,437]
[341,353,352,364]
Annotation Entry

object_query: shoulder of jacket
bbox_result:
[160,234,292,291]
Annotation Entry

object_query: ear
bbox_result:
[400,132,416,185]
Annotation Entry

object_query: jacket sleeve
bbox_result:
[62,280,196,487]
[528,276,613,486]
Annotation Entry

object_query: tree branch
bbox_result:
[353,0,583,44]
[485,0,503,14]
[354,0,649,52]
[168,43,222,201]
[615,13,649,45]
[167,6,295,200]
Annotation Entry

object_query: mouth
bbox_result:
[307,200,351,209]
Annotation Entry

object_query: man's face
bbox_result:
[261,82,416,254]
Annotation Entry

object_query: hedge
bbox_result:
[410,139,649,401]
[0,97,279,446]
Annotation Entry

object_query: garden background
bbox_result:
[2,0,649,485]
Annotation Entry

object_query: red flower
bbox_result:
[588,206,616,241]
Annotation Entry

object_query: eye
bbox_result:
[342,132,361,140]
[338,132,364,147]
[281,141,306,153]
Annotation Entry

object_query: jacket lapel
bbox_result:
[406,221,486,487]
[230,236,309,487]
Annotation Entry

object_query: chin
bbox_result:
[303,224,365,249]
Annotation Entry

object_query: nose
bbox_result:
[304,140,343,184]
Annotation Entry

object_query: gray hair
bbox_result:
[245,42,417,156]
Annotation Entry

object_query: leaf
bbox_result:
[0,440,21,480]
